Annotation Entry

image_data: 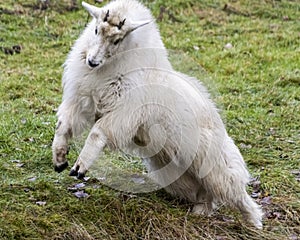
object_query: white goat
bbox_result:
[52,0,263,229]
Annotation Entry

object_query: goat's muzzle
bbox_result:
[88,59,100,68]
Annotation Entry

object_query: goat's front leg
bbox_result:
[52,120,72,172]
[70,126,107,179]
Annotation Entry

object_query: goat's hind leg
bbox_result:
[192,185,216,216]
[203,169,263,229]
[70,126,107,179]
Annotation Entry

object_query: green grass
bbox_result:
[0,0,299,239]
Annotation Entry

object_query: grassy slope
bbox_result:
[0,0,299,239]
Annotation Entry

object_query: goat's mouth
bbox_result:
[88,59,100,68]
[86,58,104,69]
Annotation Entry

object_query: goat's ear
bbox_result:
[128,19,153,32]
[82,1,101,19]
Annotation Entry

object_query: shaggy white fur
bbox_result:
[52,0,263,229]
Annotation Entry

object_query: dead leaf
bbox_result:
[75,182,85,188]
[216,236,227,240]
[260,196,272,206]
[251,192,260,198]
[240,143,252,149]
[73,190,89,198]
[222,216,234,223]
[289,234,298,240]
[265,211,281,219]
[97,177,106,181]
[131,174,145,184]
[68,182,86,192]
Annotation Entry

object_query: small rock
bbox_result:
[16,163,25,168]
[21,118,27,124]
[193,45,200,51]
[83,176,90,182]
[224,43,233,49]
[36,201,46,206]
[291,170,300,182]
[283,16,289,21]
[28,177,37,182]
[291,170,300,175]
[11,159,21,163]
[25,137,35,142]
[268,127,276,135]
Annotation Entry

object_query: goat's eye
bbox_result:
[114,39,121,45]
[95,28,98,35]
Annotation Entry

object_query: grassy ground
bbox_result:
[0,0,299,239]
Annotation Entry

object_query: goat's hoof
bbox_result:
[77,172,85,180]
[192,203,214,216]
[69,168,78,176]
[54,162,69,173]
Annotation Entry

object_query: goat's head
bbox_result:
[82,1,152,69]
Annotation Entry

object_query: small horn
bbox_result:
[104,10,109,22]
[117,18,126,30]
[82,1,101,19]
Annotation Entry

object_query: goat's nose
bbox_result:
[88,59,99,68]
